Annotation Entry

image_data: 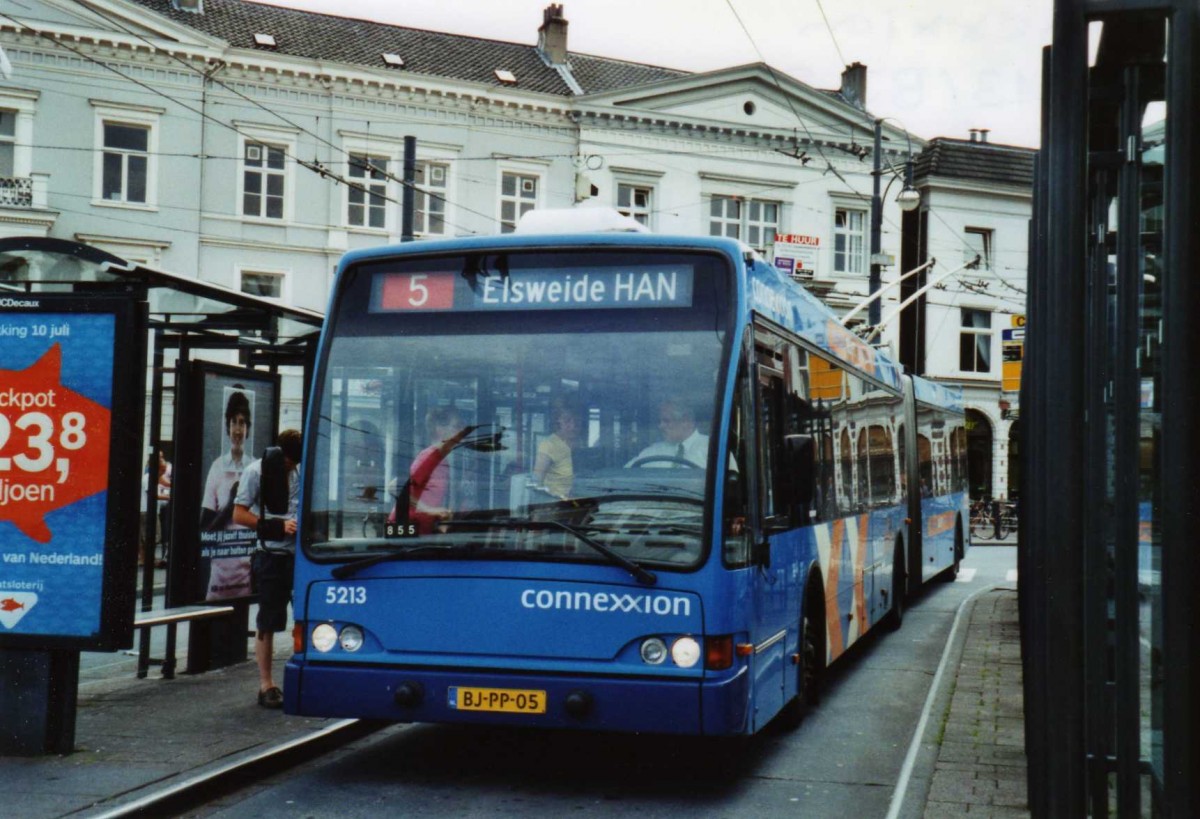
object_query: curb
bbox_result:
[889,584,1000,819]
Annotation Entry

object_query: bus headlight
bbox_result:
[671,636,701,668]
[640,637,668,665]
[312,623,338,653]
[339,625,364,653]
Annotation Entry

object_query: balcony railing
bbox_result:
[0,177,34,208]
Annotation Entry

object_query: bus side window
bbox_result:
[757,372,786,526]
[760,371,814,528]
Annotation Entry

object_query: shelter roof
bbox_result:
[0,237,321,349]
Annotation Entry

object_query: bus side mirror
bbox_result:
[784,433,815,518]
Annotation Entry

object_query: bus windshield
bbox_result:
[306,248,732,572]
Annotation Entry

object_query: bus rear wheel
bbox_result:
[778,592,824,730]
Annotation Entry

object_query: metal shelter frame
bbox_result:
[1024,2,1199,816]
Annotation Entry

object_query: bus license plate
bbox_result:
[448,686,547,714]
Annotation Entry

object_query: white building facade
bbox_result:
[0,0,1030,495]
[907,136,1034,502]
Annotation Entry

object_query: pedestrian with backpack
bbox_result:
[233,429,302,708]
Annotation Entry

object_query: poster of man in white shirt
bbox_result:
[191,369,277,602]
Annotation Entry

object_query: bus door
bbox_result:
[752,362,788,723]
[750,346,805,726]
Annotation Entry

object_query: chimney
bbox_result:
[840,62,867,110]
[969,129,979,142]
[978,128,990,143]
[538,4,569,66]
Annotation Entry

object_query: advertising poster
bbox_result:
[0,297,140,648]
[774,232,821,278]
[185,365,277,603]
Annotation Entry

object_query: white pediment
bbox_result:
[577,63,880,143]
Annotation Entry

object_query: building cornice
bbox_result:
[0,208,59,230]
[569,108,913,165]
[920,175,1033,202]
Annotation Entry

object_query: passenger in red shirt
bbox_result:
[394,407,471,534]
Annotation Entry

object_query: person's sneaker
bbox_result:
[257,686,283,708]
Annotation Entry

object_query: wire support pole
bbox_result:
[868,118,884,327]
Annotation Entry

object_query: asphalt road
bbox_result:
[187,546,1018,819]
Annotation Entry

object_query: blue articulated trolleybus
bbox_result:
[285,223,969,735]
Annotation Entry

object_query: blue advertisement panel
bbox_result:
[0,309,118,642]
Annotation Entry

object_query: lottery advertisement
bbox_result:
[0,296,141,650]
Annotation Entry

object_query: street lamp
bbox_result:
[868,118,919,328]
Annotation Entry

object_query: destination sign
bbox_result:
[371,266,695,313]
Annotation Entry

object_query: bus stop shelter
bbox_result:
[0,236,323,753]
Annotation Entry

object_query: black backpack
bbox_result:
[260,446,289,515]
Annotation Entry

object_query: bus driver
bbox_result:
[629,400,708,468]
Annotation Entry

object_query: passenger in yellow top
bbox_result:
[533,403,581,499]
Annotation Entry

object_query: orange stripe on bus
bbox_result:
[926,511,956,537]
[826,519,845,662]
[854,515,868,632]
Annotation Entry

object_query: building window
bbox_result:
[348,154,387,229]
[834,207,867,274]
[960,308,993,373]
[414,161,448,236]
[746,199,779,254]
[241,270,284,300]
[0,110,14,177]
[964,227,993,270]
[617,183,653,226]
[500,171,538,233]
[709,195,741,238]
[101,122,149,204]
[709,195,780,253]
[244,141,286,219]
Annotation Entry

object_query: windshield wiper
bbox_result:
[331,543,465,579]
[546,520,658,586]
[444,517,658,586]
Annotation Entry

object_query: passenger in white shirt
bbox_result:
[628,401,709,469]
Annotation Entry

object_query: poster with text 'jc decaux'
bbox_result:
[0,298,136,649]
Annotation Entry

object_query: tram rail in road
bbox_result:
[86,719,385,818]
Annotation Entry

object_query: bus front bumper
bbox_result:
[284,660,750,735]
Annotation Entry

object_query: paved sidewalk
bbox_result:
[923,587,1030,818]
[5,640,336,819]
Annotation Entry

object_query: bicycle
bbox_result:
[969,499,1018,540]
[999,501,1019,539]
[969,499,993,540]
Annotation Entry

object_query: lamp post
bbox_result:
[868,118,920,329]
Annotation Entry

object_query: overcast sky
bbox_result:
[264,0,1053,148]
